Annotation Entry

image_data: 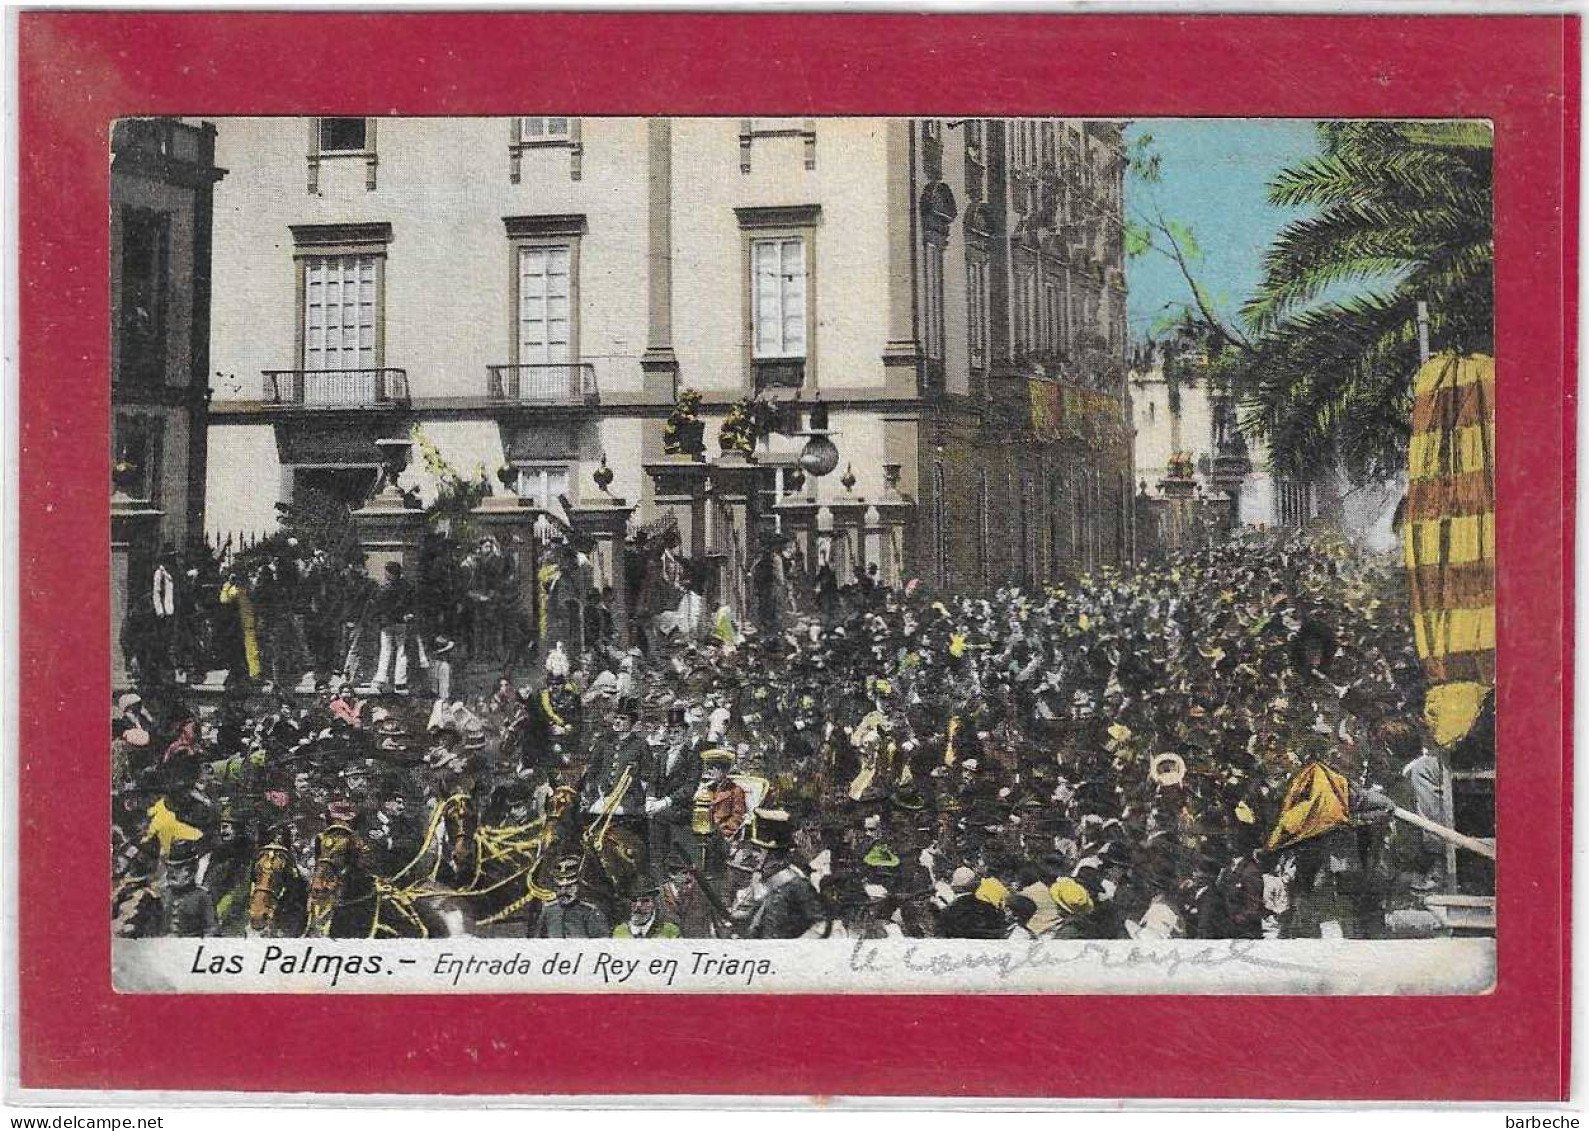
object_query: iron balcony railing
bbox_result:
[262,368,411,408]
[486,363,599,405]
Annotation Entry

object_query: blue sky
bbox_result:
[1122,119,1322,341]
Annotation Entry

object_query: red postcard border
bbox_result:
[14,12,1575,1101]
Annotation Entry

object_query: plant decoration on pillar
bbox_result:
[663,386,707,459]
[411,425,492,539]
[718,397,759,458]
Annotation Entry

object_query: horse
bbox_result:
[246,838,307,938]
[385,792,556,936]
[303,822,430,939]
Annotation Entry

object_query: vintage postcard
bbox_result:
[12,8,1571,1104]
[106,112,1497,996]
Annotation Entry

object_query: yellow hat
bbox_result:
[975,877,1010,908]
[1050,878,1094,914]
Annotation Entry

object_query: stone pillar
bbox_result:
[351,490,426,580]
[1156,471,1197,556]
[111,491,164,689]
[564,495,637,649]
[827,491,869,586]
[640,117,680,400]
[881,117,921,396]
[870,462,915,587]
[704,452,769,624]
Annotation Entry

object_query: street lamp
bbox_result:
[796,397,840,478]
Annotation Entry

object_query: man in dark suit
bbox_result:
[645,702,702,874]
[736,809,825,939]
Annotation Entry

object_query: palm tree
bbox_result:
[1231,121,1493,481]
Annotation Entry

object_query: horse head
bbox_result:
[247,841,302,937]
[305,823,366,935]
[439,792,479,880]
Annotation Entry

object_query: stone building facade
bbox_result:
[112,117,226,545]
[111,118,225,684]
[203,116,1132,592]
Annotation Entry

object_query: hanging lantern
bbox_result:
[799,434,840,478]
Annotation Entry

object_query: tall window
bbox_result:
[1043,278,1064,354]
[518,117,571,142]
[113,413,163,504]
[977,469,991,587]
[517,245,573,364]
[1073,483,1086,571]
[933,460,949,587]
[119,208,169,385]
[1015,264,1038,353]
[751,236,807,359]
[1049,472,1064,575]
[924,242,946,361]
[966,255,990,370]
[1020,474,1038,582]
[302,255,377,371]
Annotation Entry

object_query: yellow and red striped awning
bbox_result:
[1403,353,1495,746]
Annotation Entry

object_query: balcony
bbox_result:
[486,363,599,406]
[262,368,410,409]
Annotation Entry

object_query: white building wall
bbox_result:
[668,118,891,397]
[1129,364,1280,528]
[208,116,654,404]
[206,423,282,539]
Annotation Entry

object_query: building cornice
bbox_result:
[734,204,821,231]
[289,222,393,256]
[503,213,588,239]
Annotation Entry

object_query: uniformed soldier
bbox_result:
[534,857,610,939]
[157,836,219,937]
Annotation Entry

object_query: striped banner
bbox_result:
[1403,354,1495,745]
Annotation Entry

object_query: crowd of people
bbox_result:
[112,526,1482,943]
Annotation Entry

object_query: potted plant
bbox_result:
[718,398,758,458]
[663,387,707,459]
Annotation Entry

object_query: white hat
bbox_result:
[117,693,142,710]
[950,866,977,891]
